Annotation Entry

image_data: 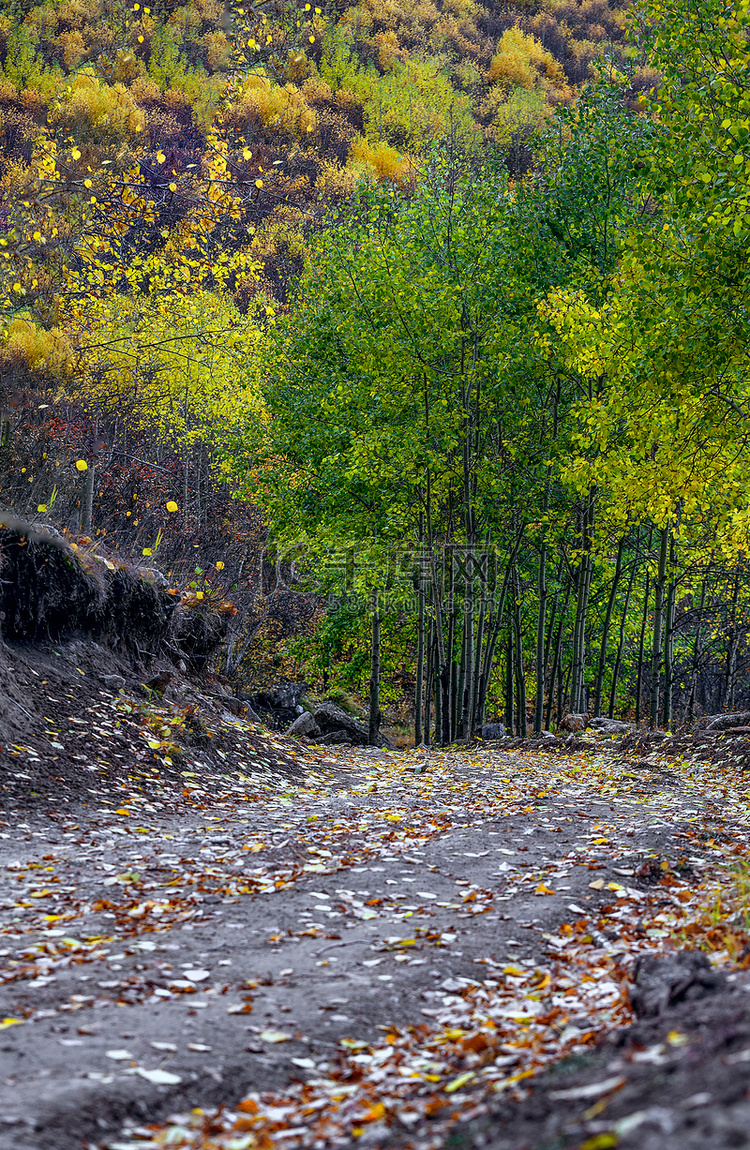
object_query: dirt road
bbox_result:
[1,740,748,1150]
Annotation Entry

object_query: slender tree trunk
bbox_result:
[534,538,548,734]
[368,588,381,746]
[594,534,625,717]
[662,539,677,728]
[415,517,425,746]
[687,578,707,723]
[505,627,514,734]
[546,581,571,729]
[723,568,740,713]
[461,563,476,739]
[446,549,456,741]
[649,526,669,729]
[635,527,653,725]
[81,460,96,536]
[560,657,571,721]
[570,495,595,712]
[512,566,526,735]
[608,555,636,718]
[424,619,434,747]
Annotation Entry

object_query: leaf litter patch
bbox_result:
[70,744,750,1150]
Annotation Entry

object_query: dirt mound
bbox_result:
[454,953,750,1150]
[0,517,293,808]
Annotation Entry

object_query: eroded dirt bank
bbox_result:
[2,723,750,1150]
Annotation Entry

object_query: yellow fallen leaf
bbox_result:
[535,883,555,895]
[115,808,130,816]
[362,1101,386,1121]
[259,1030,291,1043]
[589,879,605,890]
[606,882,625,892]
[30,890,51,898]
[0,1018,24,1029]
[445,1070,475,1093]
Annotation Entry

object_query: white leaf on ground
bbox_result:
[549,1075,626,1101]
[136,1067,183,1084]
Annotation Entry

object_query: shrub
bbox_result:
[52,73,145,141]
[349,134,409,182]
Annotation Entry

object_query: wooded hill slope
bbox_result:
[2,0,750,742]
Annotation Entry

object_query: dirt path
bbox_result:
[1,740,749,1150]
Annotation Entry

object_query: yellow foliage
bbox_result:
[317,159,360,198]
[349,135,409,183]
[1,317,73,376]
[233,74,317,139]
[203,30,233,71]
[70,290,266,449]
[53,73,145,139]
[488,27,566,93]
[375,30,404,71]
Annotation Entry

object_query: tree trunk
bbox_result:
[424,621,433,747]
[415,517,425,746]
[368,588,381,746]
[662,538,677,729]
[594,534,625,717]
[533,538,548,734]
[505,627,514,734]
[649,526,669,730]
[461,566,475,739]
[81,459,96,535]
[686,578,707,723]
[546,580,571,729]
[635,527,653,726]
[512,566,526,735]
[723,568,740,713]
[570,495,595,712]
[608,555,636,718]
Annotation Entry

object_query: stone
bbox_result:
[704,711,750,732]
[630,951,725,1018]
[320,730,352,745]
[100,674,125,690]
[559,712,590,732]
[286,712,320,739]
[480,722,506,740]
[589,716,634,735]
[313,701,390,748]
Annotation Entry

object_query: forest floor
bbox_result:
[2,670,750,1150]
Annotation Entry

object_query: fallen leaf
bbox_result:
[136,1067,183,1084]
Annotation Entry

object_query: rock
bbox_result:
[705,711,750,732]
[559,713,590,732]
[252,682,308,712]
[214,694,245,716]
[314,701,390,747]
[481,722,506,740]
[589,716,634,735]
[630,951,725,1018]
[320,730,352,745]
[248,682,308,730]
[146,671,173,694]
[100,674,125,690]
[286,712,320,739]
